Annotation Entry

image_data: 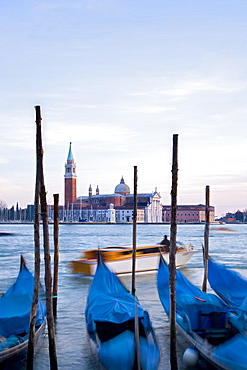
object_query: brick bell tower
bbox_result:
[64,142,77,206]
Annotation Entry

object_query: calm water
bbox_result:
[0,223,246,369]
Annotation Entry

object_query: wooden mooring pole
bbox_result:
[35,106,58,369]
[27,106,42,370]
[131,165,140,370]
[169,134,178,370]
[53,193,59,319]
[202,185,210,293]
[131,165,138,296]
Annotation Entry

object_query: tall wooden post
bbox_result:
[35,106,58,369]
[202,185,210,292]
[131,165,138,296]
[53,193,59,319]
[131,166,140,370]
[27,106,42,370]
[169,134,178,369]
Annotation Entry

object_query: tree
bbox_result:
[9,206,15,220]
[235,210,244,223]
[16,202,20,221]
[0,199,7,210]
[0,199,7,221]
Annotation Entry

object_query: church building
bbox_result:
[62,143,163,223]
[45,143,215,223]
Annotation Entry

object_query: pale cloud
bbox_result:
[0,178,21,192]
[1,0,247,216]
[123,106,175,114]
[161,79,242,97]
[0,158,9,164]
[129,77,244,99]
[44,122,137,146]
[40,0,120,11]
[0,124,35,150]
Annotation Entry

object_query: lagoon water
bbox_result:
[0,223,246,369]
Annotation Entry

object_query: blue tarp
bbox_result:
[98,330,160,370]
[98,330,135,370]
[157,256,247,369]
[0,261,46,338]
[86,256,160,370]
[85,257,147,331]
[157,256,230,332]
[208,258,247,310]
[212,333,247,370]
[208,258,247,332]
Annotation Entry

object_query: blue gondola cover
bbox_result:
[157,255,247,370]
[85,257,160,370]
[157,256,230,333]
[85,259,148,331]
[0,262,46,338]
[208,258,247,332]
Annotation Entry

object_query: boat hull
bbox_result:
[70,246,195,276]
[87,328,160,370]
[0,320,46,370]
[177,324,228,370]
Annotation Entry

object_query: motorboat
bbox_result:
[69,241,195,276]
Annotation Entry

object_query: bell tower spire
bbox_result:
[64,142,77,206]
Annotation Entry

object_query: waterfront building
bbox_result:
[48,143,216,224]
[162,204,215,223]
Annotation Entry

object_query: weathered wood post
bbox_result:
[131,165,140,370]
[131,165,138,296]
[53,193,59,319]
[202,185,210,292]
[35,105,58,369]
[27,106,42,370]
[169,134,178,369]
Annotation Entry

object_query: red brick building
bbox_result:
[64,142,77,206]
[163,204,215,223]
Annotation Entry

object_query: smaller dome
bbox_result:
[115,177,130,195]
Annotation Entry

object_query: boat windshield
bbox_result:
[176,241,186,249]
[100,247,126,252]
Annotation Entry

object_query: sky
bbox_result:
[0,0,247,217]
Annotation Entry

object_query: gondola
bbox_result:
[85,254,160,370]
[208,257,247,332]
[0,256,46,369]
[157,255,247,369]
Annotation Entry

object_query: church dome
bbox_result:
[114,177,130,195]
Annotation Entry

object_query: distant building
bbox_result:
[162,204,215,223]
[224,212,236,223]
[26,204,35,222]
